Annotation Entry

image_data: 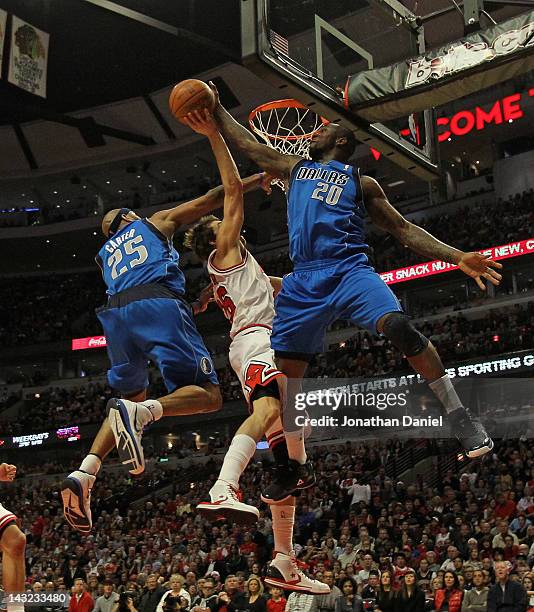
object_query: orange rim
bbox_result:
[249,98,329,141]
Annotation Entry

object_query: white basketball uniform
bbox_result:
[207,248,285,407]
[0,502,17,536]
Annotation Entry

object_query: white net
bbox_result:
[249,100,328,190]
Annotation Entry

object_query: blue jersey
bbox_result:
[287,159,367,266]
[96,219,186,296]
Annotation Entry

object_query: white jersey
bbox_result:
[207,248,275,338]
[0,502,17,533]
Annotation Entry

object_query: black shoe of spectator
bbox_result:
[449,408,493,458]
[261,460,316,503]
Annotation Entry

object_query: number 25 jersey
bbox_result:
[96,219,186,296]
[287,159,368,266]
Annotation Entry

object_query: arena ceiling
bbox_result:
[0,0,241,124]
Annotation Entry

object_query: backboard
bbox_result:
[241,0,441,181]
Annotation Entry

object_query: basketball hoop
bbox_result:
[249,99,329,189]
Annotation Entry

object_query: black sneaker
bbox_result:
[261,460,316,503]
[448,408,494,458]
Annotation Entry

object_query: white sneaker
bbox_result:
[61,470,95,534]
[107,398,153,475]
[265,551,330,594]
[197,480,259,525]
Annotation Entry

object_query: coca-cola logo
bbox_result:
[72,336,108,350]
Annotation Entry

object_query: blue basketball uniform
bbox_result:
[95,219,218,393]
[271,159,402,356]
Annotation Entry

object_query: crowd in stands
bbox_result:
[0,438,533,612]
[1,299,532,436]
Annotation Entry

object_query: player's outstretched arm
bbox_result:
[150,172,269,237]
[362,175,503,291]
[0,463,16,482]
[183,109,244,266]
[209,81,301,180]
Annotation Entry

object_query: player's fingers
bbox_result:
[475,276,486,291]
[486,268,502,281]
[486,259,503,269]
[483,272,500,286]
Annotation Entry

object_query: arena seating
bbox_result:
[1,437,532,612]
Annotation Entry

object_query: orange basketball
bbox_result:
[169,79,216,120]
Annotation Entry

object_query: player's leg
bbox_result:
[106,298,221,475]
[265,497,328,594]
[0,515,26,612]
[377,311,492,457]
[198,387,280,524]
[62,305,149,532]
[266,270,335,502]
[336,257,492,458]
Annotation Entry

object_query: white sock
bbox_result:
[80,454,101,476]
[283,428,307,464]
[271,504,295,555]
[7,601,24,612]
[428,374,463,414]
[217,434,257,488]
[140,399,163,422]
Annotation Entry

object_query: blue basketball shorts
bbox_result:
[271,253,403,356]
[97,297,218,394]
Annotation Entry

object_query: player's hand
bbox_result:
[182,109,219,136]
[197,283,215,313]
[260,172,274,196]
[208,81,221,107]
[0,463,16,482]
[458,252,503,291]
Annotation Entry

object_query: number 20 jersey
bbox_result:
[96,219,186,296]
[287,159,368,266]
[207,249,275,339]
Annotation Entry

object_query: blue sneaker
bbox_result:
[107,398,151,475]
[61,470,95,533]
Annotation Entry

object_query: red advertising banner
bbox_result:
[380,237,534,285]
[71,336,107,351]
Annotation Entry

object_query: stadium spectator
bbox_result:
[138,575,167,612]
[487,561,528,612]
[461,569,488,612]
[334,577,362,612]
[93,580,119,612]
[69,579,95,612]
[396,569,425,612]
[374,570,396,612]
[265,588,285,612]
[434,571,464,612]
[285,592,317,612]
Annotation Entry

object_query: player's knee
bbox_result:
[381,313,428,357]
[2,526,25,556]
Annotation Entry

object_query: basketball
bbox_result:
[169,79,215,120]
